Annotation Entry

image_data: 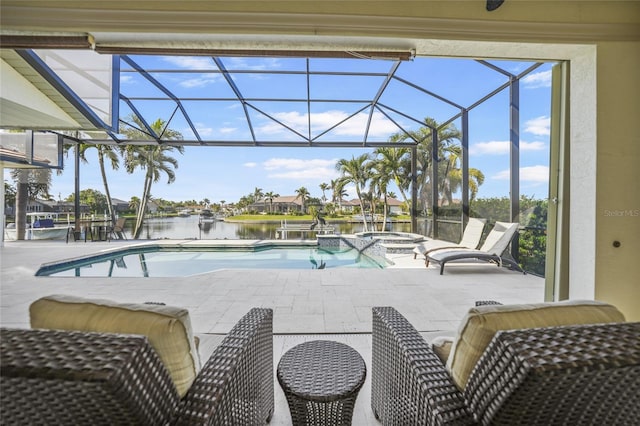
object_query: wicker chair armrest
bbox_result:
[371,307,475,426]
[465,321,640,425]
[175,308,274,425]
[0,327,180,425]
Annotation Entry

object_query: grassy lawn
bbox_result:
[227,214,351,222]
[226,214,411,222]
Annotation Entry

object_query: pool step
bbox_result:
[380,243,420,254]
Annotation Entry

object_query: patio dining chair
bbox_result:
[107,217,127,240]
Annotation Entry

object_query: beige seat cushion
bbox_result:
[446,300,626,390]
[431,336,454,364]
[30,294,200,398]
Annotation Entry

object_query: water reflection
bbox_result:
[128,215,412,240]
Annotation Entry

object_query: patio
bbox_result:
[0,240,544,425]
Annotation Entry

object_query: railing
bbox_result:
[276,221,335,239]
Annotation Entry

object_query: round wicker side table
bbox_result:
[277,340,367,426]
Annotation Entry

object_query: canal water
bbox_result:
[126,215,412,240]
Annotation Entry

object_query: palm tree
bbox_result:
[128,196,140,215]
[373,146,411,210]
[319,182,330,205]
[330,179,348,212]
[264,191,279,213]
[438,149,485,204]
[120,116,184,238]
[294,187,310,213]
[77,143,121,225]
[10,168,52,240]
[368,157,394,231]
[252,187,264,204]
[336,153,371,230]
[388,117,464,214]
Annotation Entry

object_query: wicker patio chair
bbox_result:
[371,306,640,425]
[1,307,274,425]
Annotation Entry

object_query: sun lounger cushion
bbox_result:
[446,300,626,390]
[29,294,200,398]
[413,218,486,257]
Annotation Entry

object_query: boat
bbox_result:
[178,209,191,218]
[199,209,224,222]
[4,212,71,241]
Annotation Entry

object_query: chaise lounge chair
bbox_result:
[426,221,521,274]
[413,218,487,265]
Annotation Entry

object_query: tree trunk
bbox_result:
[381,195,389,232]
[15,170,29,240]
[133,171,152,239]
[395,183,411,215]
[355,189,368,232]
[98,152,116,226]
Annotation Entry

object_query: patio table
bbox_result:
[277,340,366,426]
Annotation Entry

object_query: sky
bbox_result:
[4,54,553,205]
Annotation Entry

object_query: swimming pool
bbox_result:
[36,244,387,277]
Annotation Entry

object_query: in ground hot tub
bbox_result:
[353,231,426,244]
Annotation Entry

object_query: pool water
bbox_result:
[36,246,387,277]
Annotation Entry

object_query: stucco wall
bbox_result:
[595,42,640,321]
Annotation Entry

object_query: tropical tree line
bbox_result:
[5,115,487,236]
[229,117,486,232]
[6,114,545,276]
[332,118,485,231]
[68,116,185,239]
[4,115,185,240]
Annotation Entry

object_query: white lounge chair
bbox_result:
[413,218,487,266]
[426,221,523,274]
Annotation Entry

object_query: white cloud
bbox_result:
[493,165,549,183]
[194,125,214,137]
[263,158,339,181]
[342,183,358,200]
[256,110,400,138]
[192,123,237,137]
[120,75,134,84]
[470,140,546,155]
[226,57,281,71]
[162,56,217,70]
[524,116,550,136]
[179,75,222,88]
[158,57,222,88]
[244,162,257,168]
[268,169,338,180]
[263,158,336,171]
[522,70,552,89]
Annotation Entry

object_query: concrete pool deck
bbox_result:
[1,239,544,334]
[1,239,545,425]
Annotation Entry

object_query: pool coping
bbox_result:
[35,239,387,276]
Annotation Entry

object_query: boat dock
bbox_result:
[276,222,335,239]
